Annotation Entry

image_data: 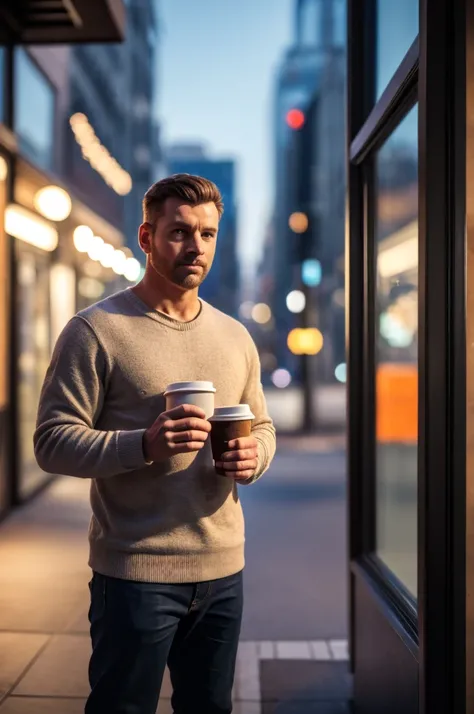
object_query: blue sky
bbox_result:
[157,0,294,274]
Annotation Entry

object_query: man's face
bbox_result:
[140,198,219,291]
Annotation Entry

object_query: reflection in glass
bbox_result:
[376,0,418,98]
[17,249,52,499]
[14,49,55,171]
[375,106,418,599]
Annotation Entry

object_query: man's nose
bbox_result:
[187,232,205,254]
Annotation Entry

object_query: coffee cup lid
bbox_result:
[210,404,255,421]
[164,381,216,395]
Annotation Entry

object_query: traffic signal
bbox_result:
[286,108,305,130]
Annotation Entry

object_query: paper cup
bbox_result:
[209,405,255,475]
[164,381,216,419]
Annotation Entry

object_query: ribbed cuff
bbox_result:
[116,429,149,471]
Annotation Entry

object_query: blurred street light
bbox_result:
[99,243,115,269]
[239,301,255,320]
[287,327,324,356]
[288,211,308,234]
[286,108,305,130]
[335,363,347,383]
[271,368,292,388]
[302,259,322,287]
[251,302,272,324]
[286,290,306,313]
[34,186,72,222]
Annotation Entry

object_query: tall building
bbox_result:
[66,0,159,258]
[271,0,345,377]
[166,145,239,318]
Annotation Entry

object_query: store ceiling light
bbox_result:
[99,243,116,269]
[0,156,8,182]
[34,185,72,222]
[73,225,94,253]
[88,236,105,262]
[124,257,141,282]
[69,113,132,196]
[112,249,127,275]
[5,203,58,252]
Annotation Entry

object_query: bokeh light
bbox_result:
[289,212,308,234]
[251,302,272,324]
[302,259,322,287]
[286,290,306,313]
[335,363,347,383]
[271,368,292,388]
[286,108,305,130]
[287,328,324,355]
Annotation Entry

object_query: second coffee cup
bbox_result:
[209,405,255,475]
[164,381,216,420]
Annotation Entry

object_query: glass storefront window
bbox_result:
[376,1,419,99]
[14,49,55,171]
[17,248,52,499]
[374,105,418,598]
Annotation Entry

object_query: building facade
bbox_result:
[0,2,135,518]
[166,145,239,318]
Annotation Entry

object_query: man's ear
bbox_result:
[138,223,153,254]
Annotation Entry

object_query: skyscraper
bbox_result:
[166,145,239,318]
[271,0,345,377]
[65,0,159,258]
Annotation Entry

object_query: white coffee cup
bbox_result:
[164,381,216,419]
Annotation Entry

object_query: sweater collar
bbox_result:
[124,288,205,332]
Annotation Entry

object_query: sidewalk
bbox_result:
[0,472,350,714]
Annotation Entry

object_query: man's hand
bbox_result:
[215,435,259,481]
[143,404,211,463]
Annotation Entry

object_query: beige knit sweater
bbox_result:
[34,288,276,583]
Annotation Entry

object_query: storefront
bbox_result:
[0,0,127,517]
[346,0,470,712]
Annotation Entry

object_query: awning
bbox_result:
[0,0,126,44]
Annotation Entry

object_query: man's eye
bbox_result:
[173,229,185,236]
[203,232,215,239]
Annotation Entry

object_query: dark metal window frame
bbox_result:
[347,0,420,650]
[347,0,467,711]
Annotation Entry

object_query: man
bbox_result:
[34,174,276,714]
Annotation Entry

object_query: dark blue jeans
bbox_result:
[85,570,243,714]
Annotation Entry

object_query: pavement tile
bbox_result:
[0,633,48,698]
[0,584,85,633]
[276,642,312,659]
[13,635,90,698]
[0,698,86,714]
[262,703,350,714]
[260,661,350,702]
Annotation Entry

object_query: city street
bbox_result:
[241,437,347,641]
[0,435,348,713]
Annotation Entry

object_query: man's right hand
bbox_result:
[143,404,211,463]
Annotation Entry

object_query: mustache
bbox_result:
[176,259,206,268]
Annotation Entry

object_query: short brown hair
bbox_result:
[143,174,224,224]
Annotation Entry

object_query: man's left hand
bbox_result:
[216,435,259,481]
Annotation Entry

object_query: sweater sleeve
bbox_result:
[238,331,276,485]
[34,316,149,479]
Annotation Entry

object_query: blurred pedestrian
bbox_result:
[34,174,276,714]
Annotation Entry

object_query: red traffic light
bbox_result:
[286,108,305,130]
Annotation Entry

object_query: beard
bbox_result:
[149,251,209,289]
